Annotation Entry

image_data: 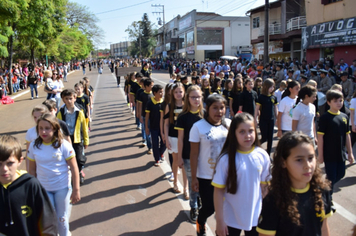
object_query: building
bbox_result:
[154,10,251,62]
[247,0,306,62]
[110,41,131,58]
[303,0,356,66]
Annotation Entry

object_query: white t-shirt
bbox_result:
[292,102,315,138]
[54,80,64,98]
[350,98,356,125]
[25,126,37,143]
[27,139,75,191]
[212,147,271,230]
[189,118,231,179]
[278,96,297,131]
[274,89,284,104]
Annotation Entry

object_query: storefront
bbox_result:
[304,17,356,65]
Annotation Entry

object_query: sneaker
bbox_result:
[136,126,141,130]
[154,161,160,167]
[142,142,147,147]
[190,208,198,223]
[169,173,174,182]
[196,221,206,236]
[31,97,33,100]
[147,149,152,154]
[118,84,121,87]
[79,171,85,185]
[36,95,38,98]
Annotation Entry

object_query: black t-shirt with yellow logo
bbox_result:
[257,184,332,236]
[257,94,278,120]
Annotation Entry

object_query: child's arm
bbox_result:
[145,112,150,136]
[214,187,229,236]
[346,133,355,164]
[277,111,283,138]
[28,159,37,177]
[66,157,80,204]
[177,130,184,168]
[164,105,171,150]
[229,98,234,117]
[137,102,142,123]
[190,142,200,192]
[317,133,324,163]
[292,120,298,131]
[313,121,318,144]
[321,218,330,236]
[160,111,165,144]
[254,103,261,123]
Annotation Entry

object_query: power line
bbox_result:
[95,0,153,15]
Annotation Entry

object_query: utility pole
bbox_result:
[151,4,165,56]
[264,0,269,65]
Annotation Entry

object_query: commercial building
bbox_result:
[154,10,250,62]
[303,0,356,65]
[247,0,306,61]
[110,41,131,58]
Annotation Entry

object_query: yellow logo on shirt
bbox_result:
[342,117,347,125]
[316,209,326,222]
[208,158,216,169]
[21,205,32,217]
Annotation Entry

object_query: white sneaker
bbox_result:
[169,173,174,182]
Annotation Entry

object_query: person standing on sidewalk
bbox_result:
[115,62,121,87]
[27,70,39,99]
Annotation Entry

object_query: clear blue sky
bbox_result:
[73,0,266,49]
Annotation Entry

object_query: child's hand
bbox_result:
[177,156,184,168]
[71,189,81,204]
[318,155,324,164]
[166,139,172,150]
[216,219,228,236]
[348,153,355,164]
[145,128,150,136]
[277,130,282,138]
[84,145,88,149]
[140,117,143,124]
[192,177,199,192]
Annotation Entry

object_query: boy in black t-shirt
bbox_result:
[317,90,354,196]
[138,78,153,151]
[239,78,258,116]
[74,83,90,128]
[145,85,166,166]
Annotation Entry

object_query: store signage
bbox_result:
[252,41,283,55]
[179,16,192,31]
[302,17,356,49]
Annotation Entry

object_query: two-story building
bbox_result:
[155,10,251,62]
[247,0,307,62]
[303,0,356,66]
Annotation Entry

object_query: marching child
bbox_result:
[277,80,300,138]
[223,79,232,118]
[317,90,354,198]
[74,83,90,128]
[57,89,89,184]
[202,78,212,106]
[255,79,278,155]
[292,85,317,142]
[253,77,262,96]
[145,84,166,166]
[164,82,185,193]
[257,131,332,236]
[138,78,153,153]
[0,135,58,236]
[28,114,80,236]
[274,80,287,105]
[239,78,258,116]
[175,85,204,222]
[212,77,222,95]
[213,113,270,236]
[229,77,243,117]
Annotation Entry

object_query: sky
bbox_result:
[73,0,268,49]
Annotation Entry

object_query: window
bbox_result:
[321,0,342,4]
[245,24,249,26]
[253,17,260,28]
[197,29,223,45]
[238,24,241,26]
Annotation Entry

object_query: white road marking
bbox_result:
[91,73,100,111]
[333,201,356,224]
[125,194,136,204]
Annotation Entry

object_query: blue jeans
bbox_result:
[183,159,199,209]
[324,161,346,196]
[83,68,86,75]
[55,97,61,110]
[29,83,38,98]
[63,72,67,82]
[46,187,72,236]
[141,116,152,149]
[151,129,166,162]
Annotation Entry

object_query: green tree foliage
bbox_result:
[126,13,156,58]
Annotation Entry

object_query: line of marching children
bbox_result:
[0,71,94,235]
[124,70,356,236]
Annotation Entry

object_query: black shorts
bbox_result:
[70,136,87,169]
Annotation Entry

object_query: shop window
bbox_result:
[321,0,342,4]
[253,17,260,28]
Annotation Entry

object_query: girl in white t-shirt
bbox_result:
[292,85,317,141]
[28,113,80,236]
[277,80,300,138]
[213,112,270,236]
[25,104,49,170]
[189,94,231,235]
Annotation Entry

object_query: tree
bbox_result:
[125,13,156,58]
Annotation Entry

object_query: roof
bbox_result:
[246,0,280,14]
